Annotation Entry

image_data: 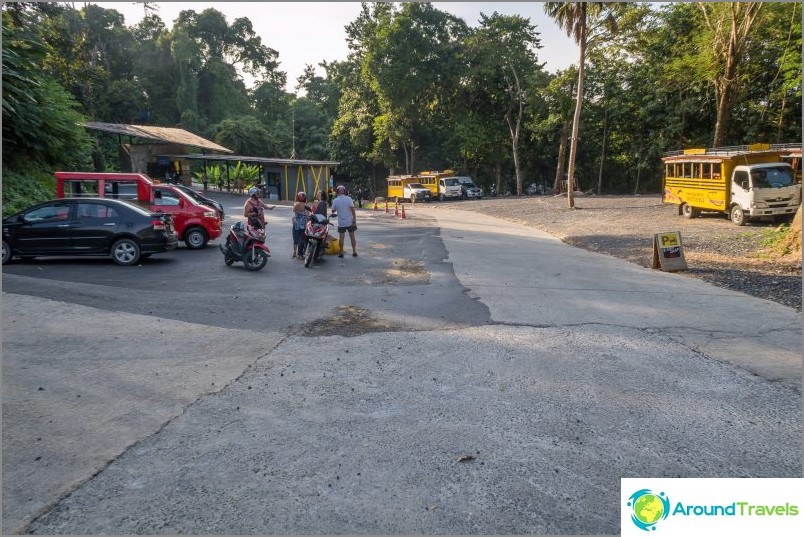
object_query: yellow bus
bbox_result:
[386,175,416,200]
[662,143,800,224]
[417,170,455,198]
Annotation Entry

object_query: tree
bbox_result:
[467,13,542,196]
[359,3,468,174]
[2,13,91,170]
[544,2,619,208]
[214,116,278,156]
[696,2,764,147]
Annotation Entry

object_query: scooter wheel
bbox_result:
[224,256,236,266]
[243,249,268,271]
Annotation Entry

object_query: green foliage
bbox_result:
[2,9,92,212]
[1,169,58,216]
[2,0,800,205]
[214,116,278,156]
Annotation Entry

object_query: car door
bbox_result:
[71,201,122,252]
[152,187,187,235]
[12,201,75,254]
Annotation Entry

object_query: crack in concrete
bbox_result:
[19,334,290,534]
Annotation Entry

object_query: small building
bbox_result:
[157,153,339,201]
[83,122,340,200]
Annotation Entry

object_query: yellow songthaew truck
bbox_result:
[662,143,801,225]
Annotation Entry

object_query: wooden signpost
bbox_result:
[652,231,688,271]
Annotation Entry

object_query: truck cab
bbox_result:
[729,163,800,225]
[437,177,463,201]
[455,177,483,199]
[403,182,432,203]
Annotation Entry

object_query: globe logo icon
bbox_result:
[627,489,670,531]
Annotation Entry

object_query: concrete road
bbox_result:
[2,195,801,534]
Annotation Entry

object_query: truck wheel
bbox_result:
[730,205,747,226]
[111,238,140,266]
[185,227,208,249]
[681,203,699,219]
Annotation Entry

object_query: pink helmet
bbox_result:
[296,192,307,202]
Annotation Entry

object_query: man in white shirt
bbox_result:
[330,185,358,257]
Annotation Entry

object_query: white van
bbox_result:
[438,177,463,201]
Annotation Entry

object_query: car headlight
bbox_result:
[203,210,217,218]
[752,201,768,209]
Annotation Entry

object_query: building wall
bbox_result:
[123,144,189,182]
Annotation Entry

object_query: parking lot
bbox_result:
[3,192,800,534]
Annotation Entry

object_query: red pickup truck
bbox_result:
[55,172,222,249]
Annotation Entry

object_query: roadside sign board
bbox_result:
[652,231,688,271]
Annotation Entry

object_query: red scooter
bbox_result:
[302,213,332,267]
[220,217,270,271]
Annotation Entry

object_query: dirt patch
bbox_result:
[385,258,430,284]
[296,305,405,337]
[442,195,802,310]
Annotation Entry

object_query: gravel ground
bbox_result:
[438,194,802,311]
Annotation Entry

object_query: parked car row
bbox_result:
[55,172,222,250]
[2,198,178,266]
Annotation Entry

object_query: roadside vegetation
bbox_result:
[2,3,801,215]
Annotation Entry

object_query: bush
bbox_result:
[2,169,57,215]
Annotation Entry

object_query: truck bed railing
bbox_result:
[663,142,802,158]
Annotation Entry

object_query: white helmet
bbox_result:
[248,187,260,197]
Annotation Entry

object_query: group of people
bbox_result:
[243,185,358,260]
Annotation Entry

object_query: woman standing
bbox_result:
[291,192,309,259]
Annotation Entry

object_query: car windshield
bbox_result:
[409,183,424,189]
[444,178,459,186]
[751,166,795,188]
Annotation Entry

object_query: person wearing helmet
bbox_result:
[243,186,275,229]
[330,185,358,258]
[291,191,310,259]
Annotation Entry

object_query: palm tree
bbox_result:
[544,2,618,208]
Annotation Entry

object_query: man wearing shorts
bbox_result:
[331,185,358,258]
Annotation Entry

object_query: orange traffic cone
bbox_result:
[394,202,399,217]
[401,204,406,219]
[385,201,389,213]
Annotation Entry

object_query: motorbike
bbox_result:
[302,212,332,267]
[220,217,270,271]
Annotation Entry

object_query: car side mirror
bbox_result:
[17,214,26,222]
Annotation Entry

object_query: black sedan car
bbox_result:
[2,198,178,266]
[172,185,225,220]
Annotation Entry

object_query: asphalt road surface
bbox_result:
[2,192,801,534]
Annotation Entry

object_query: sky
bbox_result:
[94,2,579,93]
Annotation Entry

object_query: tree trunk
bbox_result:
[554,120,569,194]
[597,111,608,196]
[505,65,524,196]
[495,162,502,194]
[402,143,410,175]
[566,6,587,209]
[409,139,416,175]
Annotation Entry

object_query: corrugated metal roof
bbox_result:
[82,122,233,153]
[158,153,339,166]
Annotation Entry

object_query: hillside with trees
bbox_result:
[2,2,801,213]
